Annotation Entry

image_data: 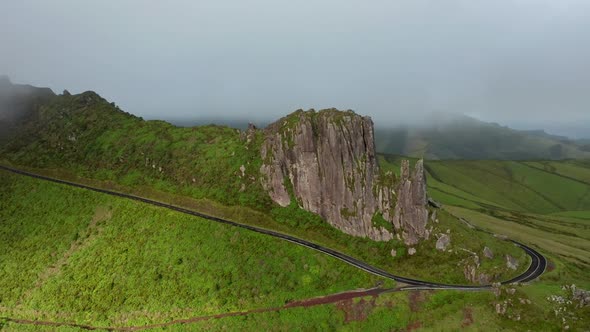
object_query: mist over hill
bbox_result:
[163,112,590,161]
[0,76,55,140]
[373,113,590,160]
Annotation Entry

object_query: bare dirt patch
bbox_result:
[408,290,432,312]
[461,307,474,328]
[405,321,422,331]
[335,296,377,323]
[3,287,396,331]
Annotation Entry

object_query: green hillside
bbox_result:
[2,168,589,331]
[424,159,590,213]
[375,114,590,160]
[0,171,388,326]
[0,91,271,210]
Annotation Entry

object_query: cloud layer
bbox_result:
[1,0,588,136]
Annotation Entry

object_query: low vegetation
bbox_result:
[0,172,388,326]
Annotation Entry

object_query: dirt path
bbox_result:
[16,206,111,306]
[2,287,398,331]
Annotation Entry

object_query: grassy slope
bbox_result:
[422,160,590,214]
[0,92,270,210]
[2,172,587,332]
[0,172,388,326]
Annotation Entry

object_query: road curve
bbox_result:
[0,165,546,290]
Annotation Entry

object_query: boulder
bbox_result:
[436,234,451,251]
[506,255,519,270]
[571,286,590,308]
[408,247,416,255]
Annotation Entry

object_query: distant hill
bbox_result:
[0,76,55,141]
[375,113,590,160]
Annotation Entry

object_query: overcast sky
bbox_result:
[1,0,589,136]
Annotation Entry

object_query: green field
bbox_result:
[0,174,576,331]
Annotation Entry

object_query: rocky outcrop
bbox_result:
[391,160,430,245]
[260,109,430,244]
[463,255,491,285]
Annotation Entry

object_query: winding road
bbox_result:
[0,165,546,290]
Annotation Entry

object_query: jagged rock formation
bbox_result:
[260,109,430,244]
[393,160,430,245]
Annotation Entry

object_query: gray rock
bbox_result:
[463,255,489,285]
[506,255,519,270]
[428,198,441,208]
[483,246,494,259]
[495,303,506,315]
[408,247,416,255]
[390,249,397,257]
[492,283,502,297]
[260,110,430,244]
[436,234,451,251]
[390,159,430,245]
[572,287,590,308]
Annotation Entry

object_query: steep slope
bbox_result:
[375,113,590,160]
[260,110,429,244]
[0,90,270,209]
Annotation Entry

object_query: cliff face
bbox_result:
[260,109,430,245]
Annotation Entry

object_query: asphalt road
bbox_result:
[0,165,546,290]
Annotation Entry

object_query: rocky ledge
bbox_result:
[260,109,430,245]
